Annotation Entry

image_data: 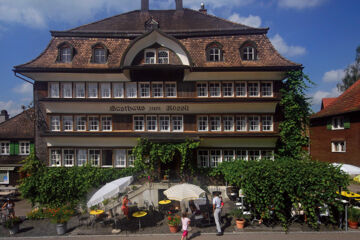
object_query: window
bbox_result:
[209,48,221,62]
[100,83,111,98]
[50,149,61,167]
[113,83,124,98]
[159,115,170,132]
[127,150,135,167]
[0,142,10,155]
[59,47,72,62]
[210,149,222,167]
[249,116,260,131]
[222,83,233,97]
[209,83,221,97]
[198,150,209,167]
[145,50,156,64]
[50,116,60,131]
[49,83,59,98]
[236,116,247,131]
[198,116,208,131]
[332,141,346,152]
[172,115,183,132]
[248,150,260,160]
[75,83,85,98]
[115,149,126,167]
[77,149,87,166]
[101,116,112,131]
[165,83,177,97]
[134,116,145,131]
[146,115,157,131]
[332,116,344,130]
[94,48,106,63]
[261,82,273,97]
[223,116,234,131]
[89,149,101,166]
[63,116,73,131]
[76,116,86,131]
[158,50,169,64]
[63,149,75,167]
[236,150,248,160]
[152,83,163,97]
[242,46,255,61]
[261,150,274,160]
[262,116,273,131]
[223,149,235,161]
[210,116,221,131]
[88,83,98,98]
[235,82,247,97]
[139,83,150,98]
[19,141,30,155]
[102,150,113,167]
[88,116,99,131]
[0,170,9,184]
[62,83,72,98]
[126,82,137,98]
[197,83,208,97]
[248,82,259,97]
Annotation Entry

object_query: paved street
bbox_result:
[2,232,359,240]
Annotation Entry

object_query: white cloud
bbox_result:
[183,0,254,10]
[322,69,346,83]
[278,0,326,10]
[270,34,306,57]
[13,82,33,95]
[311,87,340,105]
[228,13,262,28]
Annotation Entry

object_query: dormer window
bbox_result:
[206,42,223,62]
[145,50,156,64]
[158,50,169,64]
[91,43,108,64]
[209,48,221,62]
[240,41,257,61]
[57,42,74,63]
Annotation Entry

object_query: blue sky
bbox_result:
[0,0,359,117]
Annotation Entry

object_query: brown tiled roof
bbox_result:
[321,98,337,109]
[311,79,360,119]
[0,108,34,139]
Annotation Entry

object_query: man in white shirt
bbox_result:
[212,192,222,236]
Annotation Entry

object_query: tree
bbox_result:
[337,45,360,92]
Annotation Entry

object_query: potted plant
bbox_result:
[45,205,74,235]
[348,207,360,229]
[167,214,180,233]
[4,217,22,235]
[230,208,247,229]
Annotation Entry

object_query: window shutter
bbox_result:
[14,142,19,155]
[10,142,15,155]
[30,143,34,154]
[326,119,332,130]
[344,116,350,129]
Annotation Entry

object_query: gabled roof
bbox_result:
[321,98,337,109]
[51,9,268,37]
[0,108,34,139]
[311,79,360,119]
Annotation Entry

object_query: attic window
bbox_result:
[240,41,257,61]
[145,50,156,64]
[158,50,169,64]
[209,48,221,62]
[57,42,74,63]
[91,43,108,64]
[206,42,223,62]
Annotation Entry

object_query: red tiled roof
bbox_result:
[311,79,360,119]
[321,98,337,109]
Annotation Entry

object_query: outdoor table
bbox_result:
[159,200,171,205]
[132,211,147,231]
[89,210,104,227]
[159,200,172,214]
[337,191,360,198]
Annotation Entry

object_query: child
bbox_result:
[181,212,191,240]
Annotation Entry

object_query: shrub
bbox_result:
[45,205,74,224]
[27,208,46,220]
[348,207,360,222]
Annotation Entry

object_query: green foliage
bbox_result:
[230,208,246,220]
[278,70,313,159]
[4,217,22,229]
[211,157,349,229]
[337,45,360,92]
[19,154,137,207]
[348,207,360,222]
[26,208,47,220]
[167,214,181,226]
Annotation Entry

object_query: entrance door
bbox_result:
[160,152,181,181]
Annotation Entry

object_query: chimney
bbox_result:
[0,110,9,123]
[141,0,149,11]
[175,0,183,10]
[199,2,207,14]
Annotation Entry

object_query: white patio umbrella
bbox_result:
[163,183,205,201]
[332,163,360,175]
[87,176,133,208]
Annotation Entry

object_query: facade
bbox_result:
[310,79,360,167]
[0,109,34,186]
[14,0,300,178]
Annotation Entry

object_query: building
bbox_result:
[310,79,360,167]
[0,108,34,186]
[13,0,300,178]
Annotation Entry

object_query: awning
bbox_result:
[0,167,15,171]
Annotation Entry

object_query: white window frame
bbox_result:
[100,83,111,98]
[94,48,106,63]
[145,49,156,64]
[210,149,222,167]
[332,116,344,130]
[248,82,260,97]
[133,115,145,131]
[261,150,274,160]
[197,83,208,97]
[60,47,72,62]
[165,82,177,98]
[88,116,99,131]
[76,149,87,166]
[223,116,234,132]
[209,82,221,97]
[19,141,30,155]
[159,115,170,132]
[209,48,221,62]
[261,82,273,97]
[127,149,135,167]
[152,82,164,98]
[115,149,126,168]
[198,116,208,131]
[50,149,62,167]
[63,149,75,167]
[332,141,346,152]
[62,116,73,132]
[75,83,85,98]
[49,82,60,98]
[248,150,260,160]
[243,46,255,61]
[198,150,209,168]
[0,170,9,184]
[209,115,221,132]
[88,83,98,98]
[0,142,10,155]
[50,116,60,132]
[236,150,248,160]
[171,115,183,132]
[101,116,112,131]
[222,82,234,97]
[88,149,101,166]
[249,115,260,131]
[235,82,247,97]
[139,82,150,98]
[113,82,124,98]
[146,115,158,132]
[158,50,169,64]
[262,115,273,132]
[76,116,87,131]
[236,115,247,132]
[62,82,72,98]
[125,82,137,98]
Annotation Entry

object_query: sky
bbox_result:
[0,0,359,117]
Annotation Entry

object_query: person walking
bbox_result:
[181,212,191,240]
[212,192,222,236]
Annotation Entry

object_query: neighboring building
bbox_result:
[0,108,34,186]
[0,110,9,123]
[13,0,300,178]
[310,79,360,167]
